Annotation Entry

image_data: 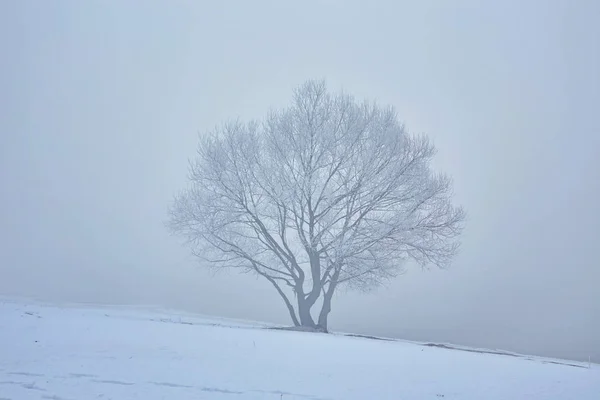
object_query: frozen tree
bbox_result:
[168,80,465,331]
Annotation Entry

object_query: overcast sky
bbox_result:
[1,0,598,362]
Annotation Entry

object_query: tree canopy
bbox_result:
[168,80,465,331]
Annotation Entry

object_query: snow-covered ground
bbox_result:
[1,298,598,399]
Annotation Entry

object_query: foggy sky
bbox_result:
[1,0,598,362]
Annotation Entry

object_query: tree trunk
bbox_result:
[317,269,339,332]
[317,290,333,332]
[297,296,316,328]
[305,252,323,307]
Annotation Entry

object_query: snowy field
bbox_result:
[1,298,598,399]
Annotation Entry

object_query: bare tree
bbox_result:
[168,80,465,331]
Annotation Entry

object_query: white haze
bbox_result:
[1,1,598,362]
